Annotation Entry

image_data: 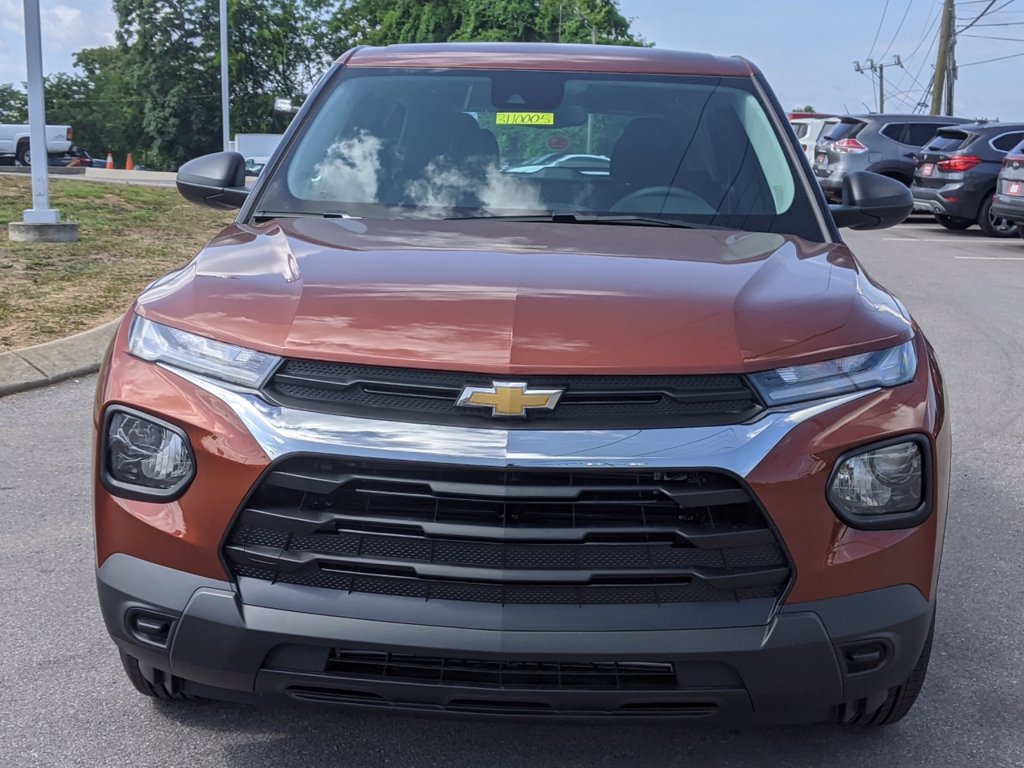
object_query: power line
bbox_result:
[867,0,893,59]
[880,0,916,59]
[958,49,1024,64]
[957,0,998,33]
[962,32,1024,39]
[957,0,1018,32]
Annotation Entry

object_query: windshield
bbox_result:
[255,67,823,240]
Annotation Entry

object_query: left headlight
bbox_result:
[827,437,931,529]
[748,339,917,407]
[128,314,281,388]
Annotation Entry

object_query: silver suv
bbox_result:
[814,114,970,201]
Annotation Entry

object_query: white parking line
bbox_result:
[953,255,1024,261]
[883,237,1019,244]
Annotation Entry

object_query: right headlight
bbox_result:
[749,340,917,407]
[128,314,281,388]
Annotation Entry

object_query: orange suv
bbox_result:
[94,43,948,726]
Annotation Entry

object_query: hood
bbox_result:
[136,217,913,375]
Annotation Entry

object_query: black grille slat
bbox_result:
[262,359,762,429]
[226,457,792,606]
[240,506,779,547]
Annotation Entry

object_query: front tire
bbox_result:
[935,214,972,230]
[15,141,30,166]
[979,197,1019,237]
[839,615,934,727]
[119,652,192,700]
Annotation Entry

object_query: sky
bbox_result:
[1,0,1022,120]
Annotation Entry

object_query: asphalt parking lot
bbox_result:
[1,220,1023,768]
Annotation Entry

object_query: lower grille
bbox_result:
[326,651,678,690]
[225,456,791,607]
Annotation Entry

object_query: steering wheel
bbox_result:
[611,186,715,215]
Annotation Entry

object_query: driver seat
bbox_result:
[609,117,716,213]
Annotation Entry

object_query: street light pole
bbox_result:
[220,0,230,152]
[22,0,55,224]
[8,0,77,242]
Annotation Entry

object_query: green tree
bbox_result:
[42,47,145,159]
[0,83,28,123]
[326,0,644,52]
[113,0,329,167]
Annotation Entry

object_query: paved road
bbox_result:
[2,222,1023,767]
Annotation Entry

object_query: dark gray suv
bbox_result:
[912,122,1024,237]
[814,114,970,201]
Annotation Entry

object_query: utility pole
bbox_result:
[931,0,955,115]
[8,0,78,243]
[220,0,230,152]
[853,56,902,113]
[944,31,957,116]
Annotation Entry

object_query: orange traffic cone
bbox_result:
[125,153,135,171]
[105,152,114,169]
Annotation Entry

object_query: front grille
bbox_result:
[325,651,678,690]
[261,359,763,429]
[225,456,791,607]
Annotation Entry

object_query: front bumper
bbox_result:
[98,553,934,722]
[94,319,950,721]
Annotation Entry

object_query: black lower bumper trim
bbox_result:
[97,554,934,723]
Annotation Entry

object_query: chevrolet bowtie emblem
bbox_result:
[456,381,564,417]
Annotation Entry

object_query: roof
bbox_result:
[844,113,971,122]
[342,43,756,77]
[942,121,1024,133]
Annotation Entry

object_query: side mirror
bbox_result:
[829,170,913,230]
[176,151,249,210]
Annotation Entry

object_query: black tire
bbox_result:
[935,214,972,230]
[1017,224,1024,239]
[978,197,1019,237]
[15,141,30,166]
[119,652,192,700]
[839,615,934,727]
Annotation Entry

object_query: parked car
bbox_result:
[958,135,1024,238]
[96,43,945,727]
[788,114,839,165]
[911,122,1024,237]
[0,123,73,165]
[813,114,970,201]
[49,145,94,168]
[504,152,610,175]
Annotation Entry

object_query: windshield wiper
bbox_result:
[253,210,358,220]
[444,212,737,230]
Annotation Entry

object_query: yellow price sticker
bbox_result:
[496,112,555,126]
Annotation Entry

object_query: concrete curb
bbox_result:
[0,319,118,397]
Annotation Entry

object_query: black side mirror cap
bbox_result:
[176,151,249,210]
[829,170,913,230]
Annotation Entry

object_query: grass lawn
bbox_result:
[0,175,232,352]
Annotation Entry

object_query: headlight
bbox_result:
[128,315,280,388]
[749,340,916,406]
[102,407,195,500]
[827,438,930,529]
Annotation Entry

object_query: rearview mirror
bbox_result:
[176,152,249,210]
[829,171,912,230]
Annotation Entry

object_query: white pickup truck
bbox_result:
[0,124,74,165]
